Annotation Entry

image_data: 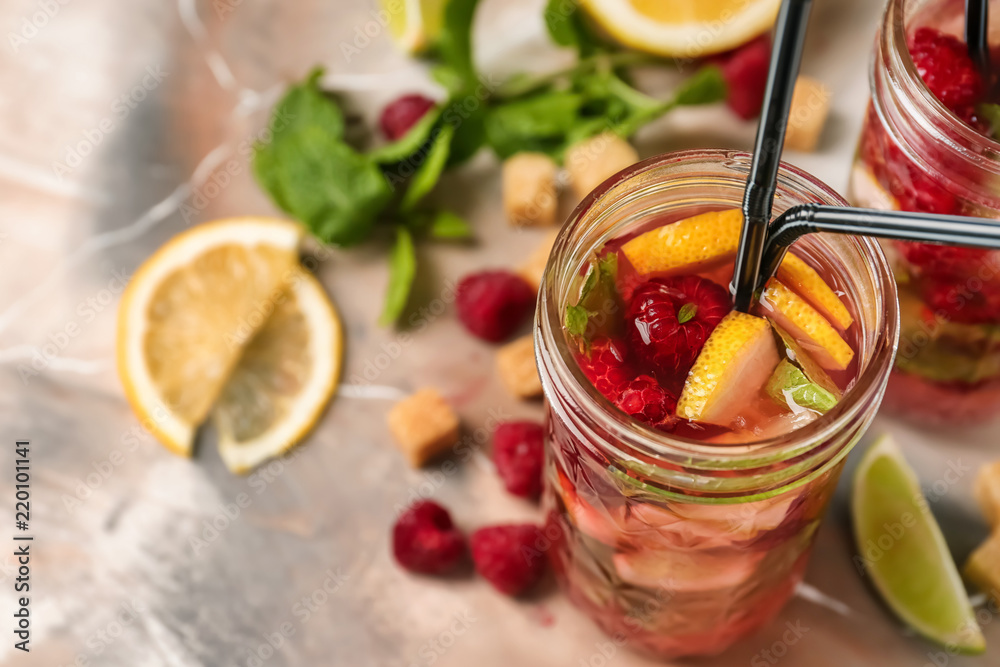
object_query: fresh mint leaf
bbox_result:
[611,65,728,138]
[380,227,418,325]
[565,305,590,336]
[369,106,443,164]
[431,64,467,96]
[253,70,392,246]
[427,210,473,239]
[443,101,487,165]
[401,124,455,211]
[674,65,728,106]
[544,0,599,56]
[677,303,698,324]
[485,91,584,158]
[573,252,622,338]
[977,103,1000,140]
[438,0,481,86]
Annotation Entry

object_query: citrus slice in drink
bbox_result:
[117,217,304,456]
[851,434,985,653]
[213,271,343,473]
[579,0,780,57]
[776,253,853,330]
[621,210,853,331]
[677,311,780,425]
[621,208,743,276]
[381,0,446,54]
[761,280,854,370]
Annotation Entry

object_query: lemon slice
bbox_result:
[852,435,985,653]
[382,0,446,54]
[117,217,303,456]
[580,0,780,57]
[762,280,854,371]
[213,272,342,474]
[677,311,780,425]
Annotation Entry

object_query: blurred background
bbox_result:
[1,0,997,665]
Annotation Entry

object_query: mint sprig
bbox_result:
[253,0,730,325]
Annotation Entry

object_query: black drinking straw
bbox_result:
[732,0,815,312]
[756,203,1000,289]
[966,0,991,80]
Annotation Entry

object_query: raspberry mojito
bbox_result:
[535,151,898,659]
[849,0,1000,423]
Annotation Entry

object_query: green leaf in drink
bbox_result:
[765,359,838,414]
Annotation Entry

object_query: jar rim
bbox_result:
[875,0,1000,179]
[535,150,899,486]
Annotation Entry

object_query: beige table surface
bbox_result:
[0,0,997,665]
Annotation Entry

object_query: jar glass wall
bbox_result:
[535,150,899,659]
[848,0,1000,423]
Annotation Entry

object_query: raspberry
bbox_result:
[616,374,677,429]
[456,271,535,342]
[493,421,546,500]
[711,35,772,120]
[626,275,730,382]
[896,242,991,279]
[470,524,547,596]
[392,501,466,575]
[576,337,635,402]
[379,94,436,141]
[909,28,984,115]
[921,278,1000,325]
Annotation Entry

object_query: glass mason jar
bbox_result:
[849,0,1000,423]
[535,150,899,659]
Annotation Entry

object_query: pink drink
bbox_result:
[536,151,898,659]
[849,0,1000,423]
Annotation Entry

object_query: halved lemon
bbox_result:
[381,0,446,54]
[118,217,304,457]
[579,0,780,58]
[213,271,342,473]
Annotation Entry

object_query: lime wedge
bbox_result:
[381,0,446,54]
[851,435,985,653]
